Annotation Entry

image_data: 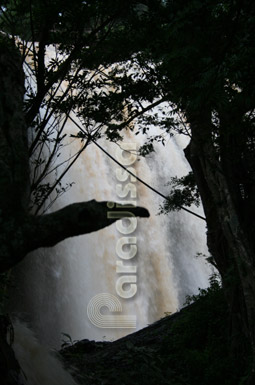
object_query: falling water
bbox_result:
[12,319,78,385]
[8,114,212,349]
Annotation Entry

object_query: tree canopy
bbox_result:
[0,0,152,269]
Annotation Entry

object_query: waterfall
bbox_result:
[12,320,78,385]
[8,117,212,349]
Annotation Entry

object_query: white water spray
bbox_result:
[4,43,213,385]
[12,320,78,385]
[9,119,212,349]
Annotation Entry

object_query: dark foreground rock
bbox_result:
[60,288,248,385]
[60,308,184,385]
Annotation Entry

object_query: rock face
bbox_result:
[1,287,243,385]
[60,288,244,385]
[60,307,189,385]
[61,306,182,356]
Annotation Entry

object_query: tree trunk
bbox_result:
[184,111,255,379]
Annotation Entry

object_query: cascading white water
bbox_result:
[12,320,78,385]
[8,116,213,349]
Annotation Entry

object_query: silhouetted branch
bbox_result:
[27,200,150,250]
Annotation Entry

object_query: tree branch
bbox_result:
[25,14,121,128]
[26,200,150,251]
